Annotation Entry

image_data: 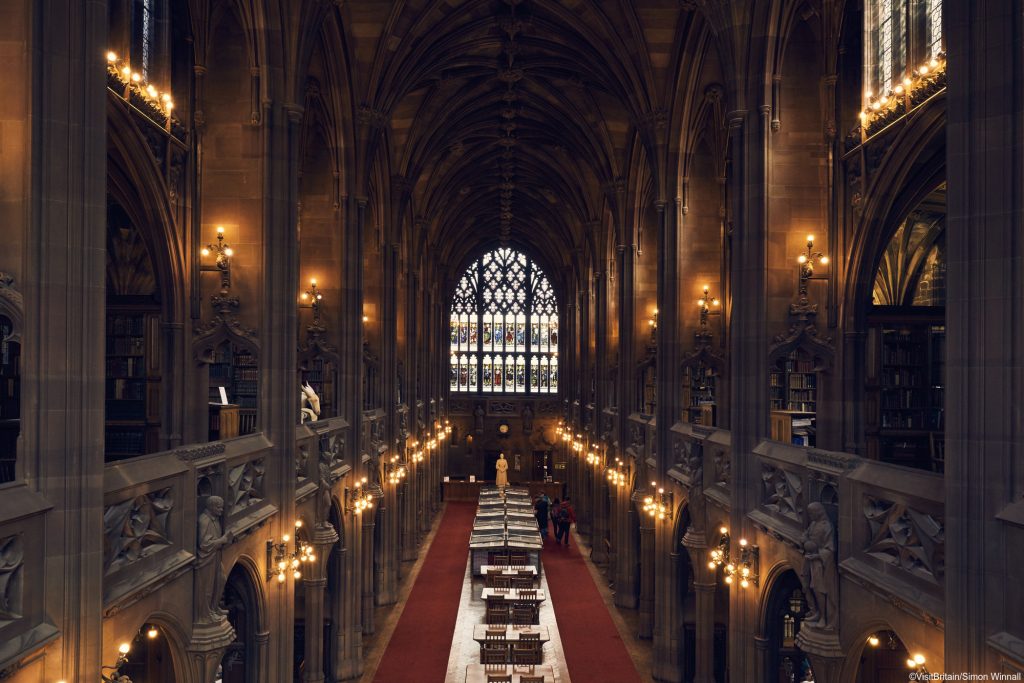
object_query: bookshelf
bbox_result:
[302,357,336,419]
[865,310,944,471]
[209,342,258,436]
[0,315,19,482]
[105,310,161,460]
[682,363,717,426]
[769,350,817,446]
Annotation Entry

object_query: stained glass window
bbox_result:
[864,0,944,107]
[450,248,559,394]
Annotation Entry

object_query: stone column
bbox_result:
[332,515,361,679]
[945,0,1024,672]
[685,539,717,683]
[303,525,339,683]
[652,524,684,682]
[186,620,237,683]
[361,507,376,634]
[637,518,656,638]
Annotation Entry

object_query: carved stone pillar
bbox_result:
[361,509,376,634]
[186,619,236,683]
[400,478,416,560]
[303,525,339,683]
[637,518,655,638]
[652,532,683,683]
[685,539,717,683]
[591,467,610,564]
[614,490,639,609]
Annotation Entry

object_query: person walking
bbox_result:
[534,492,550,539]
[550,498,562,544]
[557,497,576,547]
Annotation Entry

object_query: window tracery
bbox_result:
[450,248,558,394]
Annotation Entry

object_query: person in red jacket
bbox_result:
[556,497,577,547]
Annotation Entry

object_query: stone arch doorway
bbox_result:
[220,561,265,683]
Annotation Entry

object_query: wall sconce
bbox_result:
[648,307,659,345]
[299,278,324,326]
[722,538,759,589]
[385,455,407,485]
[345,477,374,514]
[100,642,132,682]
[905,653,928,675]
[698,285,721,329]
[606,457,630,488]
[200,226,235,294]
[585,445,604,468]
[708,526,730,569]
[642,481,673,520]
[267,520,315,583]
[796,234,829,300]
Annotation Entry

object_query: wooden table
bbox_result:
[472,625,550,644]
[480,588,546,603]
[480,565,538,578]
[465,664,554,683]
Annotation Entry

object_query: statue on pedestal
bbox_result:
[196,496,234,624]
[800,502,838,630]
[474,403,485,433]
[316,459,333,528]
[495,453,509,488]
[522,404,534,433]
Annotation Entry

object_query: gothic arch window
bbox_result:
[863,0,944,102]
[450,248,559,395]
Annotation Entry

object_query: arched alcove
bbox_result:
[120,615,189,682]
[220,559,266,683]
[760,568,811,683]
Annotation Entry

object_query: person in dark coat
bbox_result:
[557,497,577,547]
[550,498,562,543]
[534,493,550,538]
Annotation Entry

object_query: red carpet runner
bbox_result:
[542,534,643,683]
[373,502,476,683]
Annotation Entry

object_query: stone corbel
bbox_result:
[186,619,236,683]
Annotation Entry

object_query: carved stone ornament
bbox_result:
[227,459,265,512]
[0,534,24,625]
[196,495,233,625]
[863,496,945,583]
[761,464,804,523]
[713,449,731,487]
[0,272,24,344]
[103,488,174,575]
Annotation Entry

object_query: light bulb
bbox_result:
[165,101,174,111]
[719,526,728,535]
[201,247,210,256]
[864,90,873,99]
[147,626,158,639]
[807,234,815,243]
[913,654,925,665]
[725,576,733,584]
[740,578,749,588]
[739,538,748,547]
[283,534,290,543]
[871,101,882,110]
[106,51,117,62]
[216,226,225,234]
[868,635,880,647]
[798,254,807,264]
[301,292,309,300]
[362,315,369,322]
[224,247,234,257]
[819,256,829,265]
[162,93,171,103]
[131,72,141,82]
[698,298,706,306]
[894,85,904,94]
[903,76,912,87]
[146,85,157,98]
[929,58,938,68]
[310,278,317,286]
[278,572,286,582]
[308,554,315,562]
[880,95,889,105]
[906,659,917,669]
[278,560,286,570]
[919,65,929,75]
[712,298,720,306]
[293,570,301,580]
[121,66,131,77]
[708,561,717,569]
[118,643,131,655]
[295,520,303,528]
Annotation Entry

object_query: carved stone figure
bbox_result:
[474,403,485,433]
[800,502,838,629]
[0,535,24,622]
[495,453,509,488]
[316,460,333,528]
[686,453,706,535]
[196,496,234,624]
[522,403,534,433]
[301,382,321,423]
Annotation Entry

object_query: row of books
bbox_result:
[106,315,147,336]
[106,336,146,356]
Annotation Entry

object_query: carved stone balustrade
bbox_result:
[0,485,57,673]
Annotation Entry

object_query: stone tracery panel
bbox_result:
[103,487,174,575]
[863,496,945,583]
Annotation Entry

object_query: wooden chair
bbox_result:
[486,675,512,683]
[517,569,534,578]
[511,636,542,665]
[520,676,546,683]
[485,627,507,640]
[511,606,535,626]
[509,551,528,566]
[481,641,509,665]
[491,575,512,590]
[512,577,533,590]
[486,607,510,625]
[490,552,511,566]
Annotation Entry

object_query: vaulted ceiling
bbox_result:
[342,0,698,279]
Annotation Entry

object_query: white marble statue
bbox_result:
[495,453,509,488]
[300,382,321,423]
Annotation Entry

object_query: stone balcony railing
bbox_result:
[0,483,58,672]
[665,424,945,625]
